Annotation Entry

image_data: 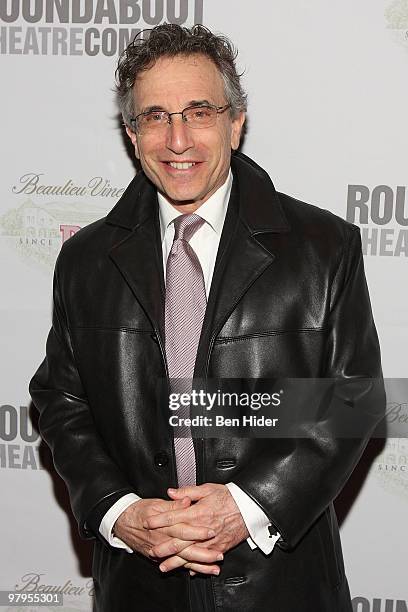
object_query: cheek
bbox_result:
[204,130,231,164]
[135,136,159,163]
[215,130,233,166]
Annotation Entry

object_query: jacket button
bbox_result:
[154,452,169,468]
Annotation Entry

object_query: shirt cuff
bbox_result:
[226,482,280,555]
[99,492,141,553]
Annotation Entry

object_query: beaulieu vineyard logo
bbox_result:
[6,572,94,612]
[373,380,408,502]
[373,438,408,502]
[0,172,126,269]
[385,0,408,49]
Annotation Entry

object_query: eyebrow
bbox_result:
[140,105,166,114]
[140,100,214,114]
[187,99,213,107]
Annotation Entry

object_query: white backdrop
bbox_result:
[1,1,407,610]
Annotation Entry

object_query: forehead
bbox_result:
[133,53,225,110]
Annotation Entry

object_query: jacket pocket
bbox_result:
[214,326,328,344]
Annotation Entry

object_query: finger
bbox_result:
[175,545,223,564]
[150,538,190,559]
[158,554,189,572]
[152,540,223,562]
[168,485,208,502]
[184,562,221,576]
[158,523,216,542]
[150,496,191,514]
[143,507,194,529]
[171,496,191,509]
[159,553,222,574]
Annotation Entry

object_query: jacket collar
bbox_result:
[231,152,290,234]
[105,169,157,231]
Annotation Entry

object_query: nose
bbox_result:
[165,115,194,154]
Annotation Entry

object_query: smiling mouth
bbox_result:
[166,161,198,170]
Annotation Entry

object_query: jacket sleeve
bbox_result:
[29,254,135,538]
[233,225,385,550]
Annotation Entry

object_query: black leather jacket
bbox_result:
[30,152,384,612]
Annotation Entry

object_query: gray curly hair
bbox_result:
[116,23,247,130]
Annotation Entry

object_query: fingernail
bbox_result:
[212,568,220,575]
[160,564,167,572]
[148,549,154,557]
[216,553,223,561]
[142,521,148,529]
[208,530,216,538]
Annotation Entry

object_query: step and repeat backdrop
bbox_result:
[1,1,407,610]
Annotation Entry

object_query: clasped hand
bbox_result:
[113,483,249,576]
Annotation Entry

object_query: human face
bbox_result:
[126,54,245,212]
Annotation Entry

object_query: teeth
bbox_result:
[168,162,196,170]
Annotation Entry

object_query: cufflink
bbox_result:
[268,524,277,538]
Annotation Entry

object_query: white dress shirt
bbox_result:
[99,169,280,555]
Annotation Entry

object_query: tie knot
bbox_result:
[173,214,205,243]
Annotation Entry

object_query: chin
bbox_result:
[165,190,201,204]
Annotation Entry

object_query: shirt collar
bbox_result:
[158,169,233,242]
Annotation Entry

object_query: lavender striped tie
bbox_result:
[165,213,206,487]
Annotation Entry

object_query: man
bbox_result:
[30,23,384,612]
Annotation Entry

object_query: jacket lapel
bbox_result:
[194,152,291,377]
[106,174,166,344]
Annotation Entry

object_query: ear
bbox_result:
[125,126,140,159]
[230,112,246,151]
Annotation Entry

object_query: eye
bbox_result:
[191,107,212,119]
[145,112,166,123]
